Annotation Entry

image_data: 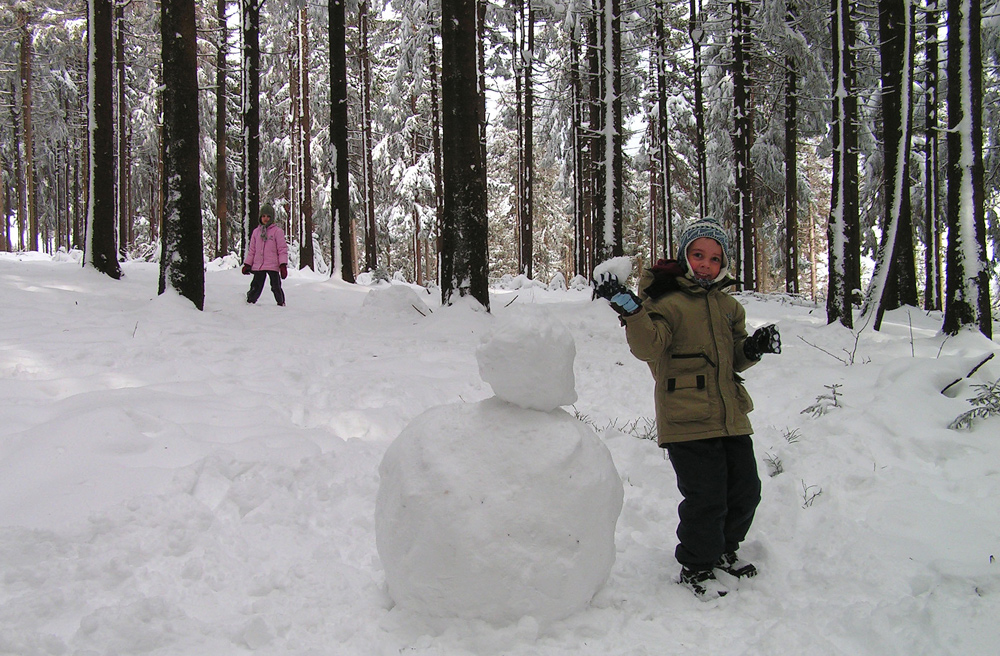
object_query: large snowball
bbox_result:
[375,398,623,625]
[476,313,577,411]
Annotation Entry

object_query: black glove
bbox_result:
[593,272,624,301]
[744,324,781,360]
[593,272,642,316]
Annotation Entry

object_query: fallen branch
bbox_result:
[940,352,995,395]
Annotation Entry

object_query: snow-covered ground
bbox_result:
[1,251,998,655]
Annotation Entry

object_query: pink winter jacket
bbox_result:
[244,223,288,272]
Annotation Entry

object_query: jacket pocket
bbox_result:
[733,373,754,414]
[660,373,713,422]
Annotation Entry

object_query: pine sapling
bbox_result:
[800,384,843,418]
[948,377,1000,430]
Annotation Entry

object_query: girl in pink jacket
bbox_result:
[242,204,288,306]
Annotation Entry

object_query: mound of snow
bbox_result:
[375,398,623,625]
[476,313,577,411]
[361,284,431,316]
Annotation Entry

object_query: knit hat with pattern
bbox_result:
[676,217,730,283]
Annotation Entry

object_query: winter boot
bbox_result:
[679,568,729,601]
[714,551,757,579]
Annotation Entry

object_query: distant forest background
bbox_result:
[0,0,997,334]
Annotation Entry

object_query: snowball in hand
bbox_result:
[375,398,624,625]
[476,313,577,411]
[592,256,633,284]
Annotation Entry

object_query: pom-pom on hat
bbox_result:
[676,217,730,283]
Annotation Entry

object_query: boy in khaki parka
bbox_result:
[594,217,781,600]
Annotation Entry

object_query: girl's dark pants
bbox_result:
[665,435,761,571]
[247,270,285,305]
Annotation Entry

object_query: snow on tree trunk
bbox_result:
[215,0,230,260]
[785,1,799,295]
[298,5,315,272]
[733,0,754,291]
[361,0,377,273]
[158,0,205,311]
[923,0,940,311]
[943,0,991,338]
[863,0,916,330]
[826,0,857,328]
[241,0,260,258]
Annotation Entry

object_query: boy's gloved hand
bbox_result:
[241,264,251,275]
[592,272,624,301]
[744,324,781,360]
[280,263,288,279]
[608,289,642,316]
[592,273,642,316]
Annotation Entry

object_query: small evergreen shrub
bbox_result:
[949,377,1000,430]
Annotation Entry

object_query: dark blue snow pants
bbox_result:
[247,270,285,305]
[664,435,761,571]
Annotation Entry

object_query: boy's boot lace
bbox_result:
[678,568,729,601]
[714,551,757,579]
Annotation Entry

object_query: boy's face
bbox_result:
[686,237,724,281]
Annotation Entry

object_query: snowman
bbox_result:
[375,310,624,626]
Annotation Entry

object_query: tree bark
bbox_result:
[329,0,354,282]
[116,2,129,257]
[242,0,260,255]
[690,0,707,219]
[943,0,990,337]
[923,0,940,311]
[784,1,799,295]
[827,0,858,328]
[733,0,754,291]
[868,0,917,329]
[440,0,489,308]
[216,0,229,259]
[18,7,38,252]
[298,5,315,271]
[360,0,377,273]
[158,0,205,309]
[87,0,122,279]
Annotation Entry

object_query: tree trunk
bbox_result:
[827,0,857,328]
[868,0,917,329]
[440,0,489,309]
[943,0,990,337]
[690,0,707,219]
[784,1,799,295]
[158,0,205,310]
[923,0,940,311]
[18,7,38,252]
[360,0,377,273]
[216,0,229,259]
[733,0,754,291]
[587,12,601,272]
[329,0,354,282]
[242,0,260,255]
[116,2,129,258]
[570,18,591,278]
[655,2,673,260]
[592,0,623,264]
[87,0,122,279]
[298,5,315,271]
[518,1,534,279]
[428,16,443,284]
